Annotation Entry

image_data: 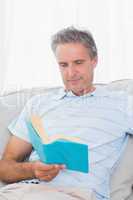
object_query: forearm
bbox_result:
[0,159,35,183]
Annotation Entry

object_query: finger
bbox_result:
[39,170,59,181]
[34,164,61,179]
[40,165,65,176]
[38,167,60,177]
[36,162,66,172]
[59,164,66,170]
[35,161,57,171]
[43,175,53,182]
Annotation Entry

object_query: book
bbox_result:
[27,115,89,173]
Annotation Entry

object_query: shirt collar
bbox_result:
[52,85,109,100]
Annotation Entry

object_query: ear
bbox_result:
[92,56,98,68]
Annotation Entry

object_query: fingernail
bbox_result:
[61,164,66,169]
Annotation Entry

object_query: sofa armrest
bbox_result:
[110,135,133,200]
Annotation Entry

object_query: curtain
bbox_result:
[1,0,133,92]
[0,0,12,92]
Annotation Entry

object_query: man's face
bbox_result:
[55,43,97,95]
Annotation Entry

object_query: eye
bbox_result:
[59,63,68,68]
[75,60,84,65]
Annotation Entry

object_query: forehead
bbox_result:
[55,43,91,61]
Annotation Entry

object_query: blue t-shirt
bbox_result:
[8,86,133,200]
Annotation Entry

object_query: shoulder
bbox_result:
[26,87,64,107]
[94,85,127,99]
[108,90,128,101]
[95,85,129,109]
[102,86,130,114]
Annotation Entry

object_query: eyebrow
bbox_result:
[59,59,85,64]
[74,59,85,62]
[58,62,68,65]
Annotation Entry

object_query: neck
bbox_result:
[67,85,96,96]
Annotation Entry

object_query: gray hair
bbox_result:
[51,27,97,59]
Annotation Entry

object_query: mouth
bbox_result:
[68,78,81,81]
[68,78,81,84]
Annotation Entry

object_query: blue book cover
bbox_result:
[27,121,89,173]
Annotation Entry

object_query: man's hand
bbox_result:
[0,136,66,183]
[32,161,66,182]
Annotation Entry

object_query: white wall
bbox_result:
[1,0,133,92]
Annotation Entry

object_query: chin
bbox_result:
[69,87,82,94]
[65,82,83,92]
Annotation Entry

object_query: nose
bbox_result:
[67,64,76,77]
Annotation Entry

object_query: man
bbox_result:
[0,27,132,200]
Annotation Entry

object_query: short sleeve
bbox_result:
[8,97,37,143]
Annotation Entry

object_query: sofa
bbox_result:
[0,79,133,200]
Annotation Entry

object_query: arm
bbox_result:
[0,135,65,183]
